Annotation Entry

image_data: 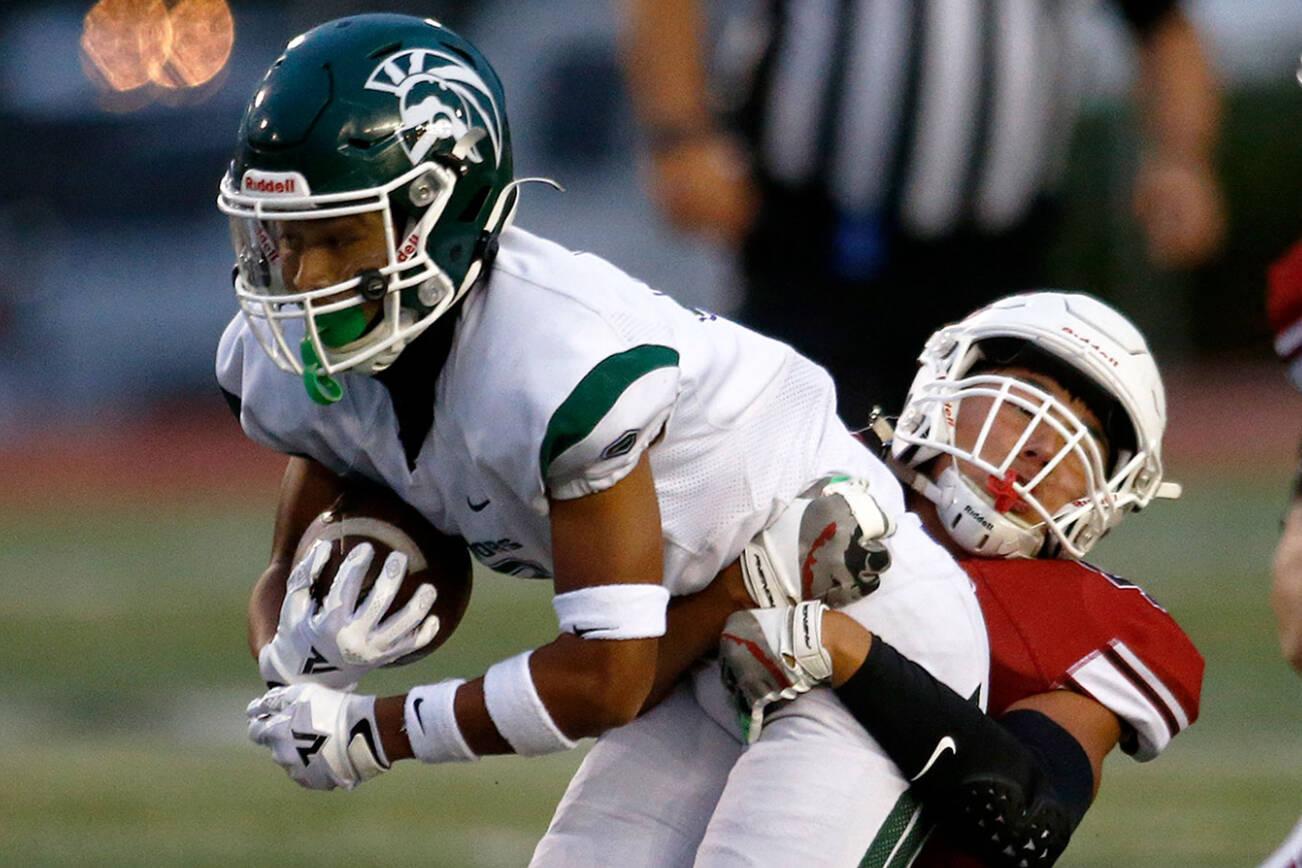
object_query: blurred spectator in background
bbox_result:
[622,0,1225,424]
[1268,238,1302,674]
[1261,256,1302,852]
[1261,170,1302,864]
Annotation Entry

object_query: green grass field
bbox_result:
[1,469,1299,866]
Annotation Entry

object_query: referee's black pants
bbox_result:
[736,187,1060,428]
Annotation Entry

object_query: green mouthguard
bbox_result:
[298,307,372,405]
[316,307,370,348]
[300,339,343,405]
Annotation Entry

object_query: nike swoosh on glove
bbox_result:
[246,683,389,791]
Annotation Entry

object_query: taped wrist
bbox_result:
[553,584,670,640]
[483,651,578,756]
[740,537,795,608]
[405,679,479,764]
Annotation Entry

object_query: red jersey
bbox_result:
[913,557,1204,867]
[967,557,1202,760]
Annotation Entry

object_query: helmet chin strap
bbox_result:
[928,463,1045,558]
[875,409,1047,558]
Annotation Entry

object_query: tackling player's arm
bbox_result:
[247,456,350,656]
[820,611,1116,866]
[720,602,1117,865]
[1002,689,1121,798]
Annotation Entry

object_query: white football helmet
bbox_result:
[891,292,1181,559]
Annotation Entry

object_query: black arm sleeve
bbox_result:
[833,637,1094,866]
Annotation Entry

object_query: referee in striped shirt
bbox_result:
[624,0,1223,423]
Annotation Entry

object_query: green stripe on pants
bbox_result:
[860,789,931,868]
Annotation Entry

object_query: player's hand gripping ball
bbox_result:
[299,484,473,663]
[258,483,472,689]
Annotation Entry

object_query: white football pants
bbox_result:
[531,516,989,868]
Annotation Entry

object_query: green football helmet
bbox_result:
[218,14,515,403]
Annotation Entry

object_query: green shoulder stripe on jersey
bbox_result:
[539,344,679,478]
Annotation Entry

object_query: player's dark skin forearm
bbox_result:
[379,454,667,761]
[376,632,662,760]
[376,564,748,761]
[247,560,294,656]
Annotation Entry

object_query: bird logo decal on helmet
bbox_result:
[364,48,504,168]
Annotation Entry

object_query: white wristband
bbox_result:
[404,679,478,764]
[552,584,670,640]
[483,651,577,756]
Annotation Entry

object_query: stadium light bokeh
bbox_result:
[80,0,233,104]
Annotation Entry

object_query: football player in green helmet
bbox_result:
[227,14,987,868]
[219,13,515,405]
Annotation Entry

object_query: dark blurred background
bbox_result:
[0,0,1298,433]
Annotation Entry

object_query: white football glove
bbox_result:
[258,540,440,691]
[740,476,896,609]
[246,683,389,791]
[719,601,833,744]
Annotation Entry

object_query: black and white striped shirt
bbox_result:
[731,0,1175,239]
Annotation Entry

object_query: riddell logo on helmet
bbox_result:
[241,171,311,196]
[245,177,295,194]
[1060,326,1120,368]
[962,504,995,531]
[396,231,421,263]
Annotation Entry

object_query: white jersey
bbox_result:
[216,226,896,594]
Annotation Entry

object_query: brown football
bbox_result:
[294,480,472,665]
